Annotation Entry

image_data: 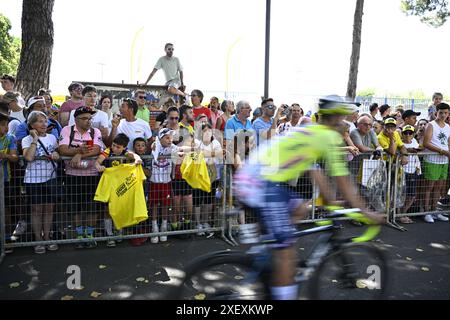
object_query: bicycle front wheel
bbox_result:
[170,251,270,300]
[308,243,389,300]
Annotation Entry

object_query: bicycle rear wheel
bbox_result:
[170,251,270,300]
[308,243,389,300]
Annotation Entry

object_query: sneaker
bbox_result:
[437,196,450,206]
[34,245,46,254]
[12,220,27,239]
[107,240,116,247]
[434,213,449,222]
[197,224,205,236]
[75,236,85,249]
[115,230,123,243]
[5,247,13,254]
[203,223,214,238]
[160,223,168,242]
[46,243,59,251]
[150,236,159,244]
[85,235,97,249]
[424,214,435,223]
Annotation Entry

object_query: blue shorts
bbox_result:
[240,180,299,248]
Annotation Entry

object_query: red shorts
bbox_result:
[149,183,172,206]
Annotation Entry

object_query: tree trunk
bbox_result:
[15,0,55,100]
[346,0,364,100]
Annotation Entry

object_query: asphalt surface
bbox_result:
[0,219,449,300]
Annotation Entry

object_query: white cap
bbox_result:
[27,96,46,109]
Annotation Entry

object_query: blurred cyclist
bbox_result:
[235,95,384,300]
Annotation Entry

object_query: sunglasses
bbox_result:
[138,96,146,99]
[169,117,179,120]
[403,131,414,135]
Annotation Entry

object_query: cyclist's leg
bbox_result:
[258,182,298,300]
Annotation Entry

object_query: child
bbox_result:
[149,128,178,244]
[0,112,19,251]
[399,125,421,224]
[95,133,141,247]
[131,137,151,246]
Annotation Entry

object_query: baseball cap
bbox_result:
[384,117,397,126]
[27,96,46,109]
[402,109,421,120]
[2,91,20,103]
[402,125,415,132]
[74,106,96,118]
[158,128,174,140]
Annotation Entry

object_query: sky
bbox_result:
[1,0,449,109]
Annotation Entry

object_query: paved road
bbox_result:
[0,220,449,300]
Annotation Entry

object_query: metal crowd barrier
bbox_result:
[1,151,449,254]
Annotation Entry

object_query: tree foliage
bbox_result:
[0,14,21,76]
[401,0,450,27]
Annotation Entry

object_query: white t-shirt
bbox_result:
[150,143,178,183]
[199,139,223,165]
[424,121,450,164]
[22,134,58,183]
[9,109,26,123]
[117,118,152,150]
[8,118,21,136]
[69,109,110,132]
[403,139,422,174]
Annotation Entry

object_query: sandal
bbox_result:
[399,216,414,224]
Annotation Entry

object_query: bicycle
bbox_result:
[169,206,389,300]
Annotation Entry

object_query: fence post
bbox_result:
[0,164,5,264]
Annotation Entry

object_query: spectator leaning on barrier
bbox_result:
[377,117,409,165]
[0,112,19,245]
[22,111,60,254]
[422,102,450,223]
[399,125,422,224]
[58,106,103,249]
[350,115,382,153]
[108,98,153,151]
[59,83,84,127]
[428,92,443,121]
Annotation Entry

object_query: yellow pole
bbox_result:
[130,27,145,83]
[225,37,241,97]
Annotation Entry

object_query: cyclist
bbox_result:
[234,95,385,300]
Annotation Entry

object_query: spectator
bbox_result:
[369,103,379,120]
[402,110,420,128]
[164,106,180,142]
[377,117,408,164]
[143,43,187,99]
[428,92,443,121]
[38,88,59,122]
[15,96,62,151]
[0,100,21,137]
[178,104,195,136]
[415,119,429,147]
[276,103,303,135]
[155,97,175,132]
[99,95,114,133]
[194,123,223,236]
[379,104,391,120]
[135,89,150,123]
[252,99,284,146]
[350,115,382,153]
[191,89,212,123]
[208,96,222,129]
[149,128,178,243]
[251,107,262,124]
[0,112,19,247]
[373,120,383,135]
[422,102,450,223]
[216,100,235,132]
[95,133,141,247]
[0,74,26,107]
[343,109,359,133]
[58,106,103,249]
[22,111,60,254]
[108,98,152,150]
[2,91,26,123]
[399,125,421,224]
[224,101,253,160]
[59,83,84,127]
[69,85,110,142]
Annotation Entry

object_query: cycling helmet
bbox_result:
[317,95,359,115]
